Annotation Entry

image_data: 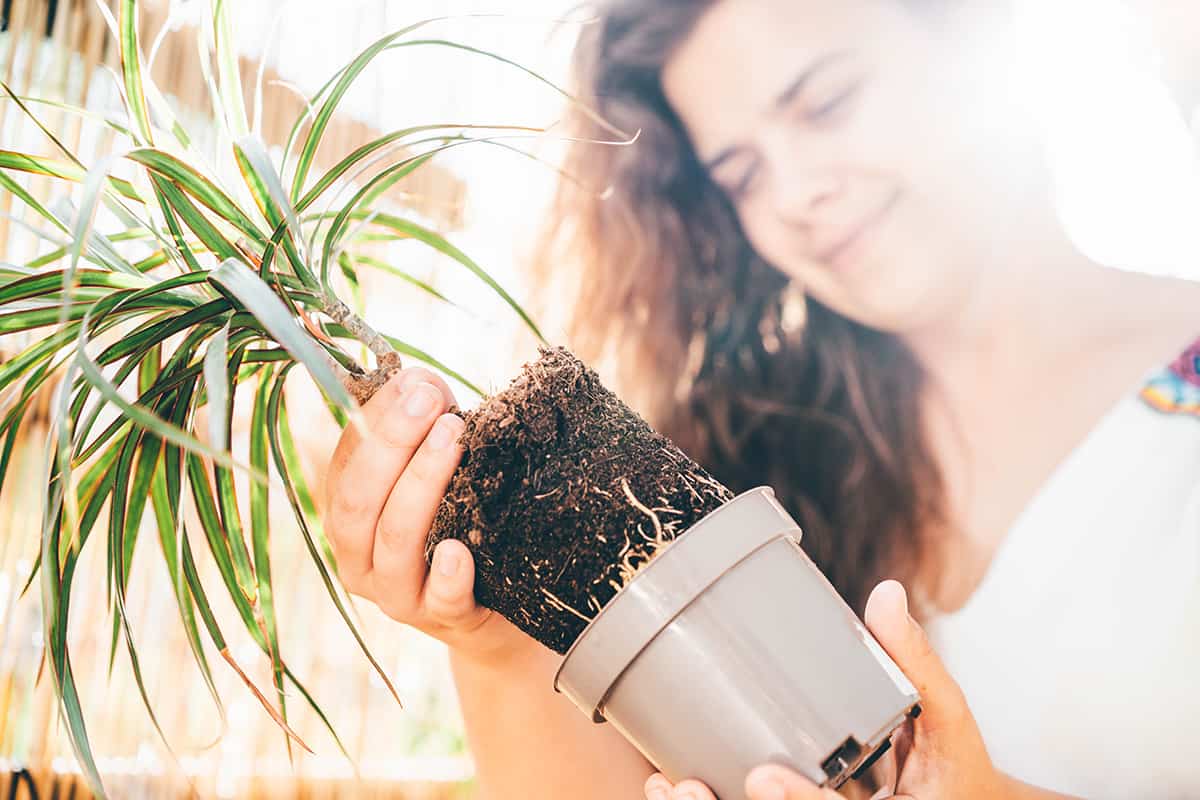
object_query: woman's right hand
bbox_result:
[323,366,533,665]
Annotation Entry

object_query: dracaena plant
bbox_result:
[0,1,584,794]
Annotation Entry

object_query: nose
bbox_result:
[769,168,844,228]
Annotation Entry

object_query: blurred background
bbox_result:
[0,0,1197,797]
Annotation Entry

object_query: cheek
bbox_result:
[735,209,858,317]
[735,204,822,288]
[743,193,975,332]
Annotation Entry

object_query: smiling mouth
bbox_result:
[815,189,902,267]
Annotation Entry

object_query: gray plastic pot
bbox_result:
[554,487,921,799]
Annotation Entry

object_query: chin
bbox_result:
[832,277,955,335]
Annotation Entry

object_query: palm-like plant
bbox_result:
[0,2,579,794]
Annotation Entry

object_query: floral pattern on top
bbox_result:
[1140,338,1200,417]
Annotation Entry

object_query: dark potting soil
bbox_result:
[427,346,733,654]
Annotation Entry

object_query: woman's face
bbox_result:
[662,0,1044,334]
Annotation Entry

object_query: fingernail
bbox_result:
[427,414,463,450]
[646,788,668,800]
[672,791,699,800]
[404,383,437,417]
[746,772,786,800]
[435,545,460,577]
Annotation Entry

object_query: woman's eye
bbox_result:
[804,82,859,123]
[727,164,759,201]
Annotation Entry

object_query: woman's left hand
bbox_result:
[643,580,1070,800]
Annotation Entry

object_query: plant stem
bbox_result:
[321,293,402,405]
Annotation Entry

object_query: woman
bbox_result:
[321,1,1200,797]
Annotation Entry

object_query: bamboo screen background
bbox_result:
[0,0,573,796]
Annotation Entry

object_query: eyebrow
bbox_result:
[701,50,853,174]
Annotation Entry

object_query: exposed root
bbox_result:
[689,470,731,499]
[541,588,594,625]
[620,478,665,546]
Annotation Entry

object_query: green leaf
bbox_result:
[0,422,19,504]
[403,38,629,139]
[353,211,542,342]
[0,305,91,334]
[97,298,229,365]
[151,443,226,741]
[250,366,289,753]
[0,168,70,235]
[148,174,240,262]
[128,149,262,243]
[0,332,75,408]
[287,18,444,202]
[76,324,234,464]
[213,0,250,137]
[233,136,314,287]
[319,324,484,398]
[0,270,148,306]
[202,322,231,451]
[151,180,206,272]
[237,136,304,251]
[109,270,210,313]
[0,150,141,202]
[6,94,133,138]
[295,122,541,211]
[3,73,186,265]
[183,451,313,753]
[41,451,107,797]
[64,156,119,322]
[273,373,339,574]
[209,259,354,410]
[268,366,401,707]
[119,0,154,144]
[313,144,442,282]
[0,80,85,170]
[349,253,455,306]
[74,349,264,482]
[153,406,225,746]
[104,424,179,765]
[211,343,257,599]
[186,450,259,624]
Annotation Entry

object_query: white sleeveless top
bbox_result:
[925,356,1200,799]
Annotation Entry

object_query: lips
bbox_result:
[814,189,901,269]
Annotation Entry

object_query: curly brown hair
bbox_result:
[532,0,948,617]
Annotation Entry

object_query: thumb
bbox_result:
[864,580,969,734]
[423,538,488,629]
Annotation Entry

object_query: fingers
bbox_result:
[864,580,969,734]
[644,773,719,800]
[745,765,842,800]
[370,410,465,617]
[644,772,672,800]
[645,766,839,800]
[324,368,449,591]
[420,537,491,632]
[670,779,719,800]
